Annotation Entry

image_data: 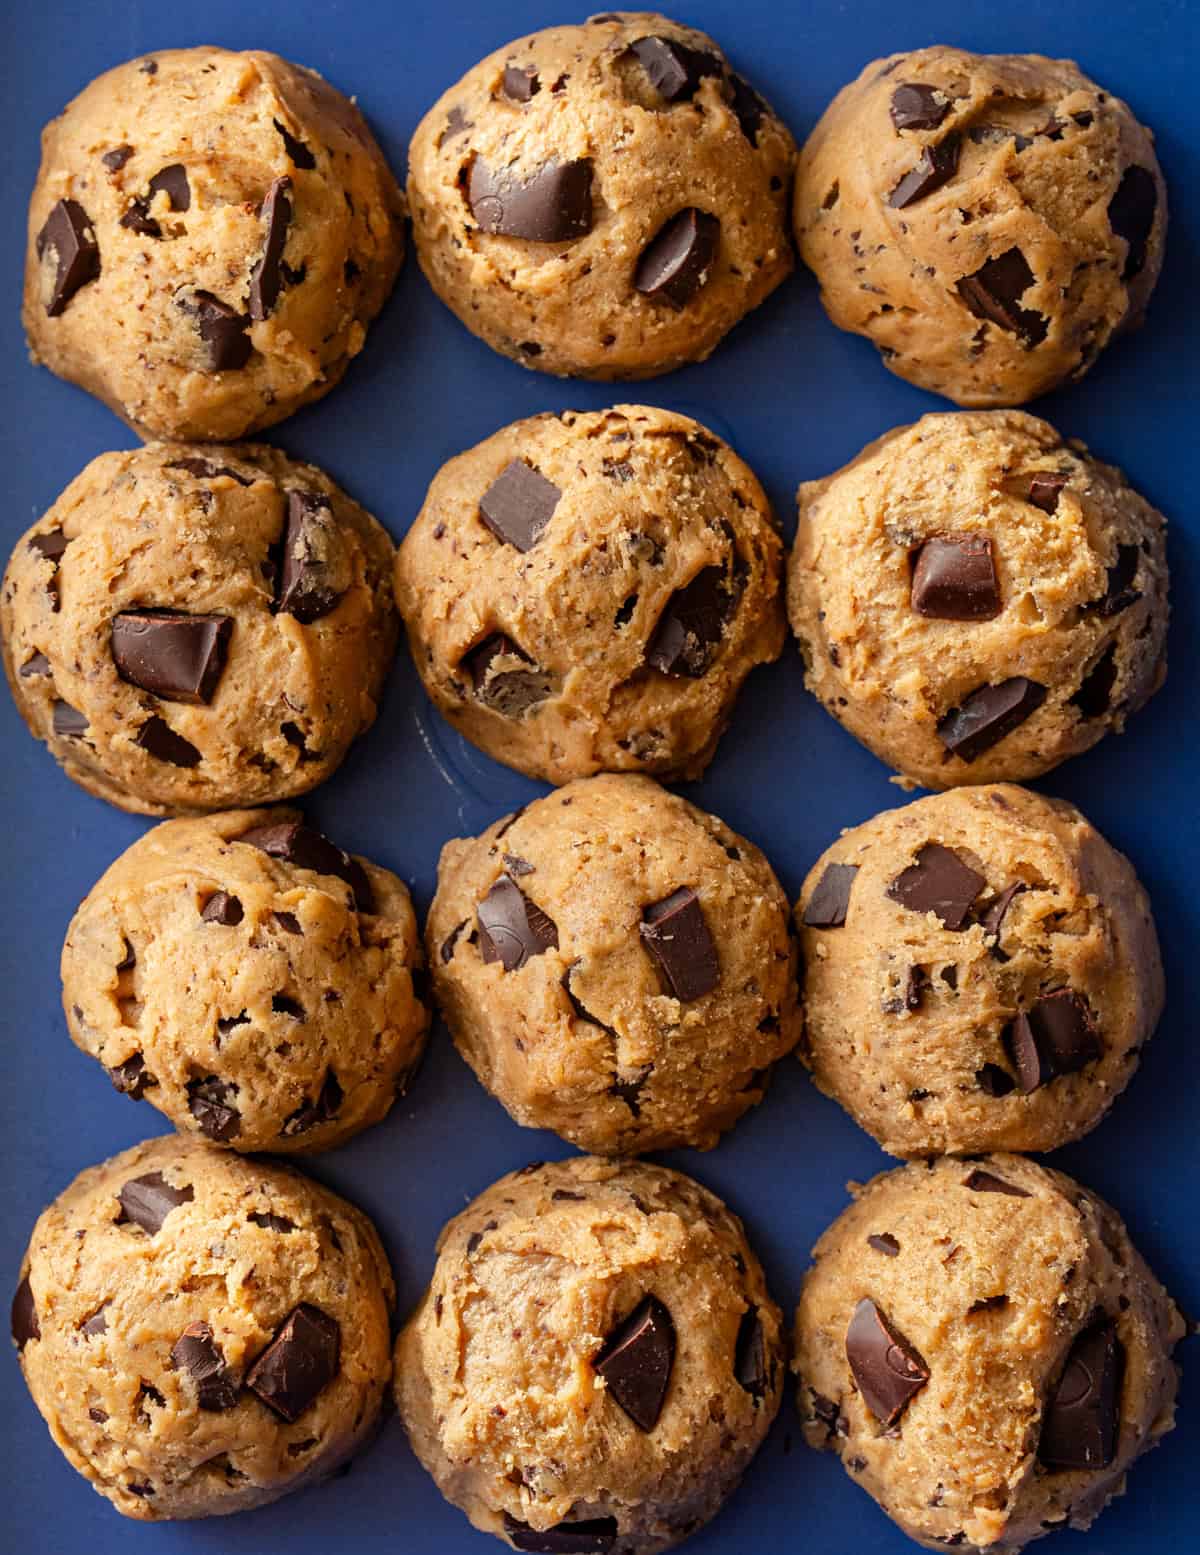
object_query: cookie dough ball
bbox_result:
[796,785,1162,1158]
[396,406,785,784]
[428,774,800,1154]
[793,1156,1185,1552]
[11,1135,395,1520]
[794,48,1166,405]
[23,48,404,441]
[788,412,1168,789]
[396,1156,784,1554]
[62,809,429,1153]
[1,442,398,816]
[407,13,794,379]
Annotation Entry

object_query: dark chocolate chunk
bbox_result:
[962,1168,1030,1198]
[246,1304,340,1421]
[869,1233,901,1256]
[956,248,1047,346]
[937,677,1047,762]
[137,716,201,767]
[1107,166,1157,280]
[977,1063,1016,1097]
[634,208,719,307]
[201,891,243,927]
[503,1515,618,1554]
[845,1297,930,1425]
[1039,1319,1124,1470]
[119,197,161,238]
[728,74,767,143]
[111,610,232,704]
[1072,645,1118,720]
[503,854,535,877]
[36,199,100,315]
[19,653,51,679]
[594,1294,676,1430]
[164,456,251,485]
[803,863,858,928]
[887,844,985,931]
[1005,990,1101,1093]
[889,135,961,208]
[249,177,293,321]
[1093,545,1140,617]
[12,1275,39,1350]
[477,875,559,971]
[237,818,374,913]
[735,1306,768,1399]
[84,1305,113,1338]
[479,460,561,552]
[603,456,635,483]
[503,65,540,101]
[968,1294,1009,1316]
[171,1322,239,1411]
[248,1211,295,1233]
[438,105,473,148]
[467,156,594,241]
[274,911,302,934]
[178,290,252,371]
[462,633,554,718]
[980,883,1024,958]
[910,533,1000,619]
[1027,472,1068,514]
[274,490,343,623]
[644,565,732,676]
[628,36,720,101]
[52,701,88,738]
[149,163,190,211]
[28,529,70,564]
[441,921,466,963]
[117,1171,194,1234]
[640,887,719,1002]
[273,119,316,170]
[610,1065,652,1115]
[108,1054,157,1100]
[101,145,133,172]
[186,1076,241,1141]
[890,83,951,132]
[281,1070,343,1137]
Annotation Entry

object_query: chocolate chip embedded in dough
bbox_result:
[593,1293,676,1431]
[937,678,1047,762]
[845,1297,930,1426]
[245,1304,340,1421]
[477,875,559,971]
[887,844,985,931]
[803,864,858,928]
[956,248,1048,347]
[634,208,720,308]
[36,199,100,315]
[467,156,594,241]
[639,887,719,1002]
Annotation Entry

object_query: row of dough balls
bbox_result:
[54,774,1160,1162]
[11,1141,1186,1552]
[0,407,1169,813]
[24,18,1167,440]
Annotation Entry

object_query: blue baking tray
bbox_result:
[1,2,1195,1552]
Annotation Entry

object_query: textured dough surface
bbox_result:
[428,774,801,1154]
[794,47,1166,405]
[396,404,785,784]
[796,785,1162,1157]
[788,411,1168,789]
[1,442,397,816]
[407,13,794,379]
[62,809,428,1153]
[793,1155,1184,1552]
[13,1135,395,1520]
[23,47,404,441]
[395,1156,784,1554]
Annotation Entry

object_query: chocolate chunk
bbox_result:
[248,1211,295,1233]
[503,854,535,876]
[1072,645,1118,720]
[101,145,133,172]
[274,911,302,934]
[438,105,473,147]
[52,701,88,738]
[149,163,190,211]
[803,863,858,928]
[956,248,1047,346]
[462,633,553,718]
[890,83,951,132]
[610,1065,652,1115]
[441,922,466,964]
[12,1276,39,1349]
[36,199,100,315]
[640,887,719,1002]
[19,653,51,678]
[963,1169,1030,1198]
[201,891,243,927]
[1005,990,1101,1093]
[938,677,1047,762]
[634,208,719,307]
[186,1076,241,1141]
[889,135,961,208]
[628,36,720,101]
[178,290,252,371]
[845,1298,930,1425]
[246,1304,340,1421]
[29,529,69,564]
[1093,545,1140,616]
[165,456,251,485]
[735,1306,768,1398]
[117,1171,194,1234]
[171,1322,238,1411]
[977,1063,1016,1097]
[1027,472,1068,514]
[237,819,374,913]
[119,197,160,238]
[273,490,343,623]
[503,1515,618,1555]
[868,1233,901,1256]
[477,875,559,971]
[1108,166,1157,280]
[137,716,201,767]
[281,1070,343,1137]
[980,882,1024,958]
[479,461,561,551]
[728,74,766,143]
[1039,1319,1124,1470]
[108,1054,157,1100]
[968,1295,1009,1315]
[249,177,293,321]
[645,565,733,676]
[594,1294,676,1430]
[467,156,594,241]
[910,534,1000,619]
[272,993,303,1018]
[273,119,316,170]
[503,65,540,101]
[603,457,635,483]
[887,844,985,931]
[111,610,232,704]
[79,1307,111,1337]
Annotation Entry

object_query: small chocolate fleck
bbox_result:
[868,1233,901,1256]
[963,1168,1030,1198]
[102,145,133,172]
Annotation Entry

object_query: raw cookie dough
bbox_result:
[395,1156,784,1554]
[793,1155,1185,1552]
[1,442,398,816]
[788,411,1168,790]
[11,1135,395,1520]
[428,773,801,1154]
[62,808,428,1153]
[395,405,786,784]
[407,13,795,378]
[794,47,1166,405]
[23,47,404,441]
[796,785,1162,1158]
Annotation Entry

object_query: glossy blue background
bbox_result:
[1,1,1196,1551]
